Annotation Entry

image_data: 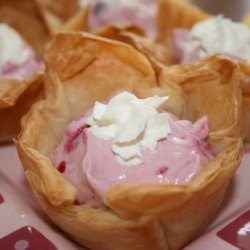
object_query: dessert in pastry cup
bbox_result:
[157,0,250,148]
[41,0,158,38]
[0,0,92,144]
[36,0,173,66]
[16,32,242,250]
[172,16,250,65]
[157,0,250,65]
[52,91,215,207]
[0,23,44,143]
[0,0,49,143]
[86,0,158,38]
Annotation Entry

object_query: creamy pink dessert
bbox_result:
[0,23,44,79]
[173,15,250,64]
[85,0,157,38]
[53,92,213,207]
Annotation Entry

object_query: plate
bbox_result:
[0,145,249,250]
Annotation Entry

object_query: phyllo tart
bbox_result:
[36,0,173,67]
[16,32,242,250]
[0,21,44,143]
[157,0,250,148]
[0,0,91,143]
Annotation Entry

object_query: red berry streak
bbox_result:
[156,166,169,175]
[57,161,66,173]
[64,124,89,153]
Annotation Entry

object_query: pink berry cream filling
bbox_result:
[53,104,214,207]
[0,45,44,80]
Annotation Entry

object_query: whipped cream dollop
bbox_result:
[89,0,157,38]
[174,16,250,63]
[53,92,214,207]
[0,23,43,78]
[0,24,31,73]
[87,92,170,165]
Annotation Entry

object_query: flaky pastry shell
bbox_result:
[0,0,92,144]
[94,24,174,67]
[157,0,250,148]
[37,0,174,66]
[0,73,44,144]
[0,1,46,143]
[16,33,242,250]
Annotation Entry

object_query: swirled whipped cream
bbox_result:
[53,92,213,207]
[0,23,43,79]
[173,16,250,64]
[87,92,170,165]
[88,0,157,38]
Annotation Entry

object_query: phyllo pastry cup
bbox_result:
[37,0,174,66]
[0,0,91,144]
[0,73,44,144]
[94,24,174,66]
[0,3,46,143]
[16,33,242,250]
[157,0,250,148]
